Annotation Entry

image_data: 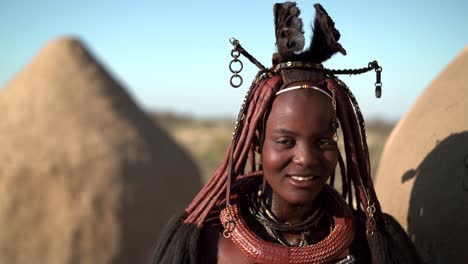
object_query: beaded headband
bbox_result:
[276,83,339,143]
[276,84,333,99]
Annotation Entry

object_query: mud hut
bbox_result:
[0,37,201,264]
[375,46,468,262]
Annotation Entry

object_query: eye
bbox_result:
[318,138,336,150]
[275,137,295,148]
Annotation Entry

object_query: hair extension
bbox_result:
[337,151,348,199]
[184,75,283,226]
[341,84,383,217]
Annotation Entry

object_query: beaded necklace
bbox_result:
[247,185,334,247]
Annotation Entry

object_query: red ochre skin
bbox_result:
[199,89,351,263]
[261,89,338,227]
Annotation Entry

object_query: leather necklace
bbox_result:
[247,185,334,247]
[220,184,356,264]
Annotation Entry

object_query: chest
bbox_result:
[217,235,253,264]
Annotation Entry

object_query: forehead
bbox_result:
[266,89,333,132]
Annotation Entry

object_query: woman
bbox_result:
[153,3,421,263]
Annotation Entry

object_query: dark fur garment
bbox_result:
[368,213,423,264]
[150,212,200,264]
[273,3,347,65]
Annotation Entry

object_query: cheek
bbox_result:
[323,149,339,171]
[261,144,289,173]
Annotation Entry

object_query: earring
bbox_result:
[258,175,267,197]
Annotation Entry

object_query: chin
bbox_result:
[285,192,321,207]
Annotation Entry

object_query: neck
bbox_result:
[269,192,322,225]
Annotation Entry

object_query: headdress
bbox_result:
[153,3,421,264]
[222,1,383,234]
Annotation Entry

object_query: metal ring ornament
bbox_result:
[367,203,376,214]
[229,37,239,45]
[229,37,243,88]
[230,74,243,88]
[366,201,377,236]
[223,220,236,238]
[229,59,243,74]
[366,217,376,237]
[368,219,376,229]
[231,49,240,58]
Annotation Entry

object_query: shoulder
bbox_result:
[198,222,254,264]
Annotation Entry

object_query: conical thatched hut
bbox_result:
[0,37,201,264]
[375,46,468,262]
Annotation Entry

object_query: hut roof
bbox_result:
[0,37,201,264]
[375,46,468,262]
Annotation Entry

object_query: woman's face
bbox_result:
[261,88,338,207]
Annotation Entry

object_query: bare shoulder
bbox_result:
[198,223,253,264]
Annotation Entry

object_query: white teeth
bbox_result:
[290,175,314,181]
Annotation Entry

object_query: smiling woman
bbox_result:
[152,2,421,264]
[262,89,338,211]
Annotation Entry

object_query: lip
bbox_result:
[286,174,320,188]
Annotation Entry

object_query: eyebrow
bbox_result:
[272,128,333,136]
[272,128,298,135]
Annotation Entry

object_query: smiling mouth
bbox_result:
[289,175,319,181]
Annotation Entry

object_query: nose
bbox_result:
[292,143,321,168]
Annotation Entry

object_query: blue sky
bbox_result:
[1,0,467,121]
